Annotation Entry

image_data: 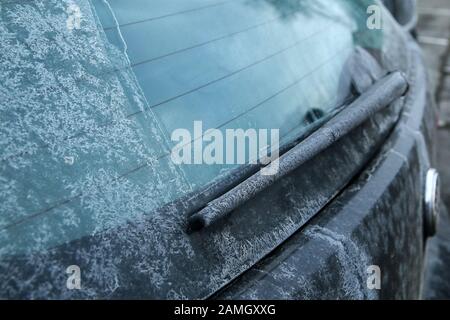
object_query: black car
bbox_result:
[0,0,443,299]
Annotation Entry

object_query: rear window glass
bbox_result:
[1,0,388,256]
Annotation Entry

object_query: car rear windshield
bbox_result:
[0,0,387,255]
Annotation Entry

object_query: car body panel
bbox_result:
[216,39,438,300]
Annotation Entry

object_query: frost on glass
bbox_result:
[0,0,191,257]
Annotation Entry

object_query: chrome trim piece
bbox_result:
[424,168,440,237]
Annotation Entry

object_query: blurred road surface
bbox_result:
[417,0,450,299]
[417,0,450,211]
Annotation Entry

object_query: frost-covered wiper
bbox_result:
[188,71,408,231]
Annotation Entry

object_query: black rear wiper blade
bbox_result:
[188,71,409,231]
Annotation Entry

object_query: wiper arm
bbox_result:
[188,71,409,232]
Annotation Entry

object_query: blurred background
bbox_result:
[416,0,450,299]
[417,0,450,211]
